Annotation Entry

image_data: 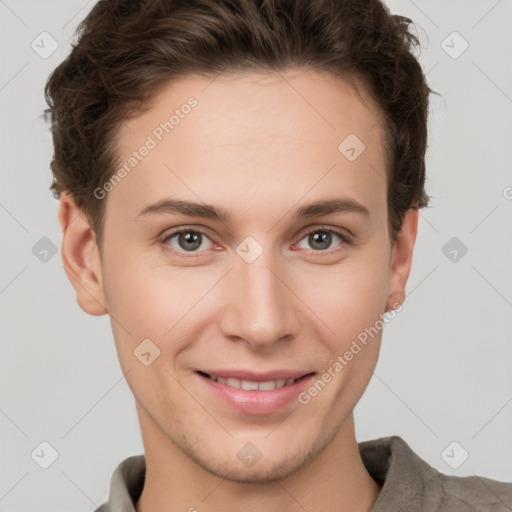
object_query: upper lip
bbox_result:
[197,369,314,382]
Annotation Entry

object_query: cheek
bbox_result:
[103,263,164,332]
[294,252,389,345]
[102,263,197,391]
[101,250,219,351]
[307,261,388,405]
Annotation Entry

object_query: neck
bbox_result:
[135,406,381,512]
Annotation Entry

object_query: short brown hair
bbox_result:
[44,0,436,249]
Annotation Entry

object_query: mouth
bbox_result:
[197,370,312,391]
[195,369,316,414]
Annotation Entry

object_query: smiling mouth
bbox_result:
[197,371,314,391]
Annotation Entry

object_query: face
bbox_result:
[63,68,416,482]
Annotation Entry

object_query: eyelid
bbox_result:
[296,224,351,241]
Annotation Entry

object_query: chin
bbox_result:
[210,455,309,484]
[184,438,319,484]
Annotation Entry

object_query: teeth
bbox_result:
[258,380,277,390]
[241,380,259,390]
[209,375,298,390]
[226,377,241,388]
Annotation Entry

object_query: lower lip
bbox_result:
[197,373,316,415]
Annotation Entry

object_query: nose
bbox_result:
[218,252,297,350]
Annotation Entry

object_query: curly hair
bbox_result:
[44,0,436,249]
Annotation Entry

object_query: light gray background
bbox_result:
[1,0,511,510]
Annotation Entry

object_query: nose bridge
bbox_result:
[219,247,295,348]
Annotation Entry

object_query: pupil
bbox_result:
[179,231,201,251]
[310,231,331,250]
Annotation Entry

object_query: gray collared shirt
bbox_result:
[95,436,512,511]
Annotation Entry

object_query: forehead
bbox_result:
[108,68,388,226]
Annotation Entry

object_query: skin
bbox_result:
[58,68,418,512]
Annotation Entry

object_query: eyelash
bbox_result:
[160,225,351,258]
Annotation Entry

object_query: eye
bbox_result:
[295,227,349,252]
[162,229,214,254]
[160,226,350,257]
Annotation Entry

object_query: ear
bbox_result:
[58,192,108,316]
[386,208,419,310]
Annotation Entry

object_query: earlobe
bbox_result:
[386,208,419,310]
[58,192,108,316]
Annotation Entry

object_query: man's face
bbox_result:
[90,69,409,481]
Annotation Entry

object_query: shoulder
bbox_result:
[436,470,512,511]
[359,435,512,511]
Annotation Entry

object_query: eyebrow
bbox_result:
[135,197,371,222]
